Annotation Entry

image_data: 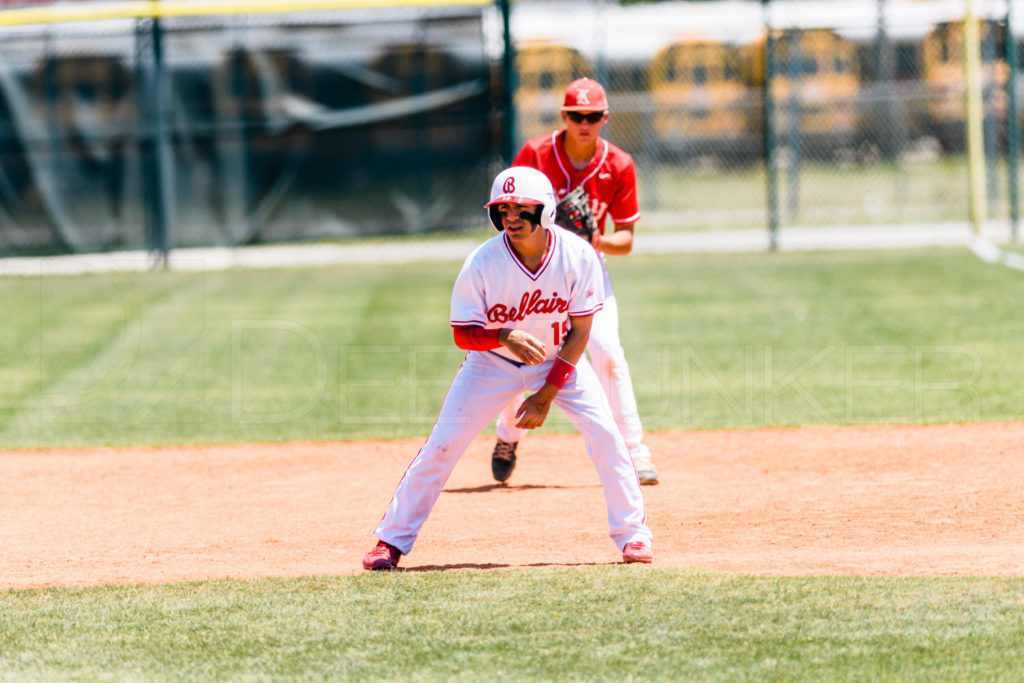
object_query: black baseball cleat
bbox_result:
[491,439,518,483]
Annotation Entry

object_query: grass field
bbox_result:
[2,247,1023,448]
[642,156,1011,230]
[3,246,1024,678]
[3,570,1024,680]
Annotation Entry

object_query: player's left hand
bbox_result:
[499,328,547,365]
[514,392,553,429]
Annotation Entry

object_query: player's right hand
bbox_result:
[514,390,554,429]
[498,328,547,365]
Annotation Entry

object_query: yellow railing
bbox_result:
[0,0,490,27]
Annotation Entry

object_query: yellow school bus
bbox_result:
[921,19,1009,150]
[747,28,861,156]
[648,36,758,159]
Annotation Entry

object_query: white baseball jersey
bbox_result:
[450,226,604,363]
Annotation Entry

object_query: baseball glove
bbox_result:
[555,185,596,242]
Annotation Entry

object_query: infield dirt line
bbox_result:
[2,422,1022,589]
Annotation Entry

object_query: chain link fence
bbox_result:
[2,0,1023,256]
[511,0,1023,235]
[0,1,501,256]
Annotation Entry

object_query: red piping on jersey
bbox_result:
[502,228,557,281]
[568,303,604,318]
[552,132,608,196]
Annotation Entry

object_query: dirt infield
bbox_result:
[2,422,1022,590]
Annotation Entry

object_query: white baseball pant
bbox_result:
[373,350,652,556]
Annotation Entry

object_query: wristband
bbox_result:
[545,356,575,389]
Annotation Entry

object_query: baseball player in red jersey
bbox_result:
[490,77,661,486]
[362,166,653,570]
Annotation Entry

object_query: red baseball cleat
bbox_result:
[363,540,401,570]
[622,541,653,564]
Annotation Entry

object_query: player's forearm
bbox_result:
[452,325,501,350]
[595,226,634,255]
[555,323,590,367]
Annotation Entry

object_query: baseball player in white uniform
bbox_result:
[362,166,653,570]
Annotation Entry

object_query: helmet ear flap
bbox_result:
[488,205,503,231]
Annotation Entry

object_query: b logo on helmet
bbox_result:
[503,177,516,194]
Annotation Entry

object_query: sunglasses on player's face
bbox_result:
[565,111,606,124]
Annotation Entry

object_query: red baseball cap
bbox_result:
[561,77,609,112]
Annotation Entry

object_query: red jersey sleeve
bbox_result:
[608,153,640,226]
[452,325,501,351]
[512,143,539,168]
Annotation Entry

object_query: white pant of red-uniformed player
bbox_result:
[497,265,652,463]
[373,351,652,557]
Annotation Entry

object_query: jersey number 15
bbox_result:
[550,320,568,346]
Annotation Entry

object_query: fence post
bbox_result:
[135,15,173,267]
[785,32,802,222]
[43,34,64,246]
[762,0,780,250]
[875,0,904,161]
[1007,0,1020,241]
[498,0,515,165]
[964,0,987,237]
